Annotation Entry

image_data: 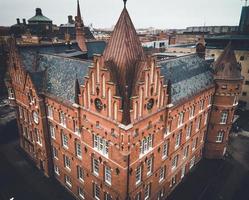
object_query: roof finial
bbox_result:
[123,0,127,7]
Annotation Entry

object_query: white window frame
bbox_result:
[135,165,142,185]
[93,158,99,176]
[35,128,42,146]
[146,157,153,176]
[49,123,55,139]
[172,155,179,170]
[62,133,68,149]
[162,142,168,159]
[140,135,153,156]
[135,192,141,200]
[54,165,60,176]
[94,183,101,200]
[186,123,192,140]
[52,146,58,159]
[175,132,181,149]
[47,105,53,119]
[65,175,72,188]
[189,106,195,119]
[183,145,189,159]
[104,166,112,185]
[216,131,224,143]
[159,166,165,183]
[200,100,204,111]
[93,134,109,157]
[181,165,186,179]
[177,112,184,127]
[196,117,201,132]
[144,183,151,200]
[204,112,208,125]
[220,111,228,124]
[78,187,85,199]
[192,137,198,151]
[8,88,15,99]
[77,165,84,182]
[190,156,195,169]
[75,141,82,159]
[64,155,71,171]
[59,112,66,127]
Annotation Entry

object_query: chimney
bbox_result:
[23,18,26,25]
[16,18,20,25]
[36,8,42,16]
[68,15,73,24]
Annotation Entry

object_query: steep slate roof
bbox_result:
[18,44,92,103]
[159,54,214,105]
[213,42,242,80]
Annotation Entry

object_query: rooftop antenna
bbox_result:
[123,0,127,7]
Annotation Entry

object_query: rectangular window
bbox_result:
[208,96,212,106]
[93,135,109,157]
[104,193,112,200]
[190,156,195,169]
[190,106,195,118]
[186,123,192,139]
[136,165,142,185]
[49,123,55,139]
[159,166,166,182]
[172,155,179,170]
[75,142,82,159]
[146,157,153,176]
[216,131,224,143]
[47,106,53,119]
[135,192,141,200]
[192,137,198,151]
[104,166,112,185]
[94,183,100,200]
[59,112,66,127]
[181,165,186,179]
[178,112,184,127]
[19,106,23,119]
[34,128,42,146]
[52,146,58,159]
[162,142,168,159]
[140,135,153,156]
[62,132,68,149]
[8,88,15,99]
[64,155,71,170]
[65,175,72,188]
[220,112,228,124]
[78,187,85,199]
[204,113,208,125]
[92,158,99,176]
[170,175,177,187]
[54,165,60,175]
[144,183,151,200]
[77,166,84,182]
[175,132,181,149]
[200,100,204,111]
[196,117,201,132]
[183,145,189,158]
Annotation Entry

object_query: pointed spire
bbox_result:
[75,0,87,52]
[123,0,127,7]
[213,42,242,80]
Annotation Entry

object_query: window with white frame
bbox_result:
[233,96,238,105]
[159,166,166,182]
[170,175,177,187]
[19,106,23,119]
[196,117,201,132]
[220,111,228,124]
[200,100,204,111]
[47,105,53,119]
[192,137,198,151]
[49,123,55,139]
[181,165,186,179]
[92,158,99,176]
[62,132,68,149]
[65,175,72,188]
[73,120,80,134]
[59,112,66,127]
[64,155,71,170]
[190,106,195,119]
[8,88,15,99]
[144,183,151,200]
[186,123,192,139]
[183,145,189,158]
[94,183,100,200]
[208,96,212,106]
[52,146,58,159]
[34,128,42,146]
[190,156,195,169]
[165,121,172,136]
[104,166,112,185]
[175,132,181,149]
[158,188,164,199]
[204,112,208,125]
[140,134,153,155]
[54,165,60,175]
[77,165,84,182]
[216,131,224,143]
[162,142,168,159]
[146,157,153,176]
[93,134,109,157]
[135,165,142,185]
[78,187,85,199]
[172,155,179,170]
[135,192,141,200]
[75,141,82,159]
[178,112,184,127]
[104,193,112,200]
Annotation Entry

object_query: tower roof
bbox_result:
[213,42,242,80]
[28,8,52,23]
[76,0,84,26]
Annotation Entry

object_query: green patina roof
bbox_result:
[28,15,52,22]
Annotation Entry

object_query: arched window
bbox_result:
[108,89,112,118]
[102,74,106,98]
[139,88,144,117]
[91,72,95,94]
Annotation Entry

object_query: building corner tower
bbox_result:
[205,42,243,159]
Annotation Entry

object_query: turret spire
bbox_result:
[123,0,127,7]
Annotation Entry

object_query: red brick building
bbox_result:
[5,1,243,200]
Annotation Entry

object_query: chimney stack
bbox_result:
[68,15,73,24]
[23,18,26,25]
[16,18,20,25]
[36,8,42,16]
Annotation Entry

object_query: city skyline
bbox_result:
[0,0,245,29]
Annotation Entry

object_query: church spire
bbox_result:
[75,0,87,52]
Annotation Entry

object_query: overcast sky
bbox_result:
[0,0,245,29]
